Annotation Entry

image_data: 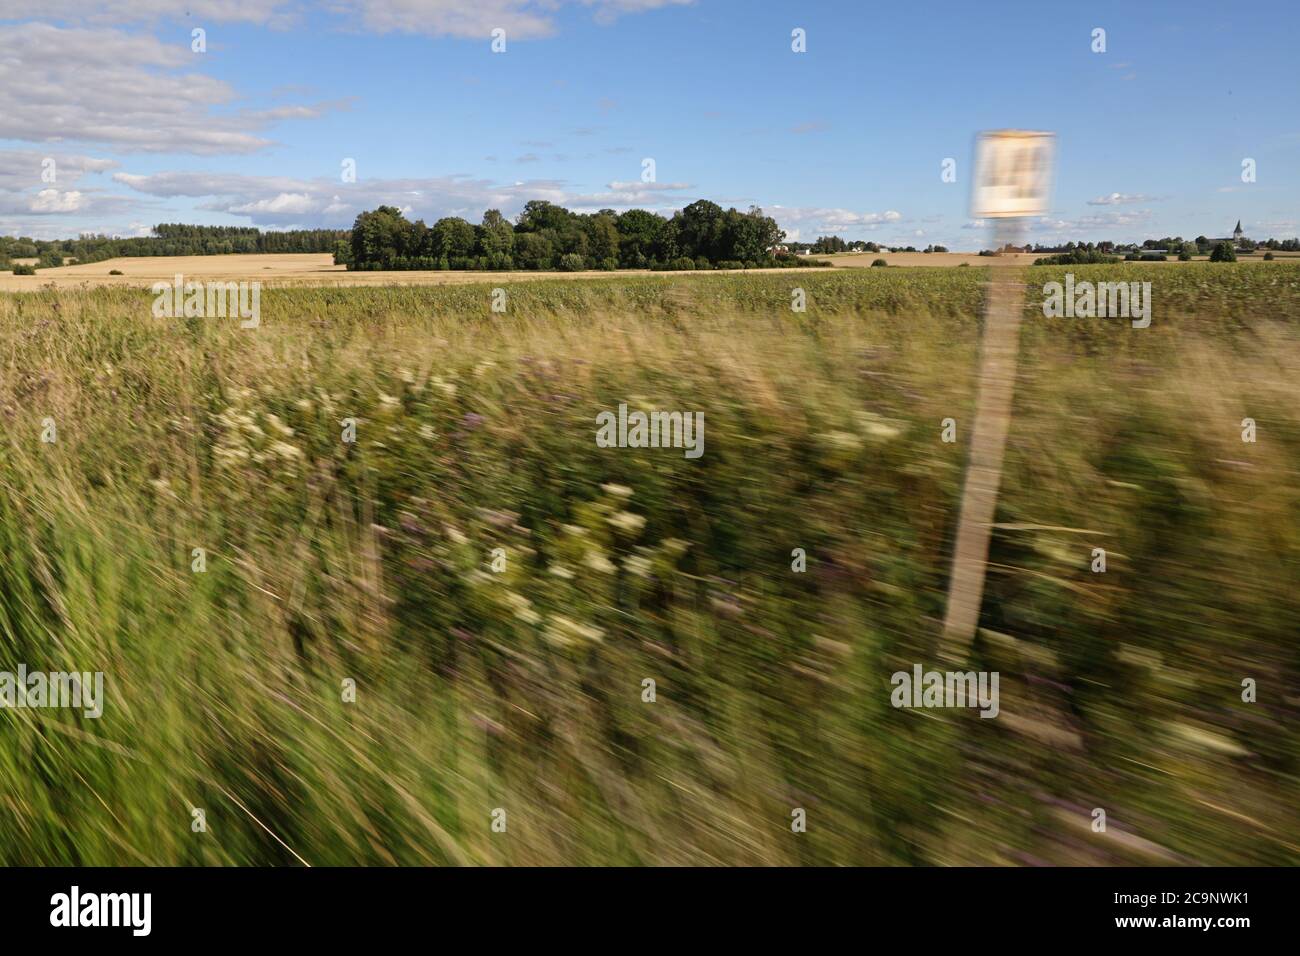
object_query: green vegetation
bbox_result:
[1211,241,1238,263]
[0,264,1296,865]
[1035,248,1122,266]
[345,200,826,272]
[0,224,347,268]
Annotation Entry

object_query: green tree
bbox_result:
[1209,241,1237,262]
[513,232,555,270]
[616,209,663,267]
[586,213,620,264]
[431,217,477,261]
[350,205,411,268]
[675,200,725,260]
[723,206,783,262]
[477,209,515,257]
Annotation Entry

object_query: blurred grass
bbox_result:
[0,264,1296,865]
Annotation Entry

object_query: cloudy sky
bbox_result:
[1,0,1296,248]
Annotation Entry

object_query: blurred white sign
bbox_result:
[971,130,1055,219]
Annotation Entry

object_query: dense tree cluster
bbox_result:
[789,237,956,255]
[343,200,811,272]
[786,237,881,254]
[6,217,1294,275]
[1029,236,1300,257]
[0,224,347,269]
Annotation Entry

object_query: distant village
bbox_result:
[784,221,1300,257]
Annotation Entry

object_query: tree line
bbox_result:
[341,200,825,272]
[785,237,948,255]
[0,224,348,269]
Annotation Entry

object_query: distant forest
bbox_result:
[0,224,347,268]
[13,212,1294,274]
[341,200,824,272]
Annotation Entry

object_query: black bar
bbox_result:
[0,866,1280,941]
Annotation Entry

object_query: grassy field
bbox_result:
[10,248,1297,293]
[0,264,1296,865]
[0,253,834,291]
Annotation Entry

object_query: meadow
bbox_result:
[0,264,1296,865]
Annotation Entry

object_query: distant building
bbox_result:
[1213,220,1248,248]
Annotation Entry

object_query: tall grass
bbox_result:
[0,266,1296,864]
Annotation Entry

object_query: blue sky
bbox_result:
[1,0,1296,248]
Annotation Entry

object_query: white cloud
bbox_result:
[0,1,295,24]
[0,150,117,191]
[1252,219,1298,236]
[767,206,904,236]
[336,0,695,39]
[111,169,543,227]
[1087,192,1156,206]
[0,23,335,153]
[0,149,139,220]
[107,167,704,228]
[28,188,86,213]
[227,192,320,215]
[1029,209,1155,235]
[0,0,695,36]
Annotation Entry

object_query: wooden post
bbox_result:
[939,218,1027,662]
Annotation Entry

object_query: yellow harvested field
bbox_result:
[4,250,1296,291]
[814,251,1040,268]
[817,250,1300,268]
[0,253,828,290]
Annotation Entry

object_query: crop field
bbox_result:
[0,253,832,291]
[0,264,1296,866]
[816,251,1300,269]
[10,251,1298,294]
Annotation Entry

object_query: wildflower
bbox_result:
[856,411,902,441]
[265,413,294,438]
[544,615,604,647]
[661,538,690,557]
[607,511,646,535]
[820,430,863,451]
[624,554,653,578]
[584,548,617,574]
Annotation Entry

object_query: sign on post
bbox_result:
[971,130,1055,220]
[940,130,1055,663]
